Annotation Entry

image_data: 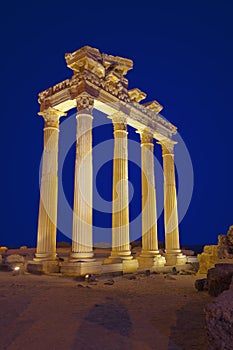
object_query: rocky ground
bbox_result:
[0,271,212,350]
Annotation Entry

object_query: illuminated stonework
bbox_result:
[34,46,186,275]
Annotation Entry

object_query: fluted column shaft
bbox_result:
[160,141,181,254]
[71,94,94,260]
[140,131,159,257]
[35,107,66,261]
[110,114,132,260]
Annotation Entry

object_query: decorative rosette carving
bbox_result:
[76,94,94,113]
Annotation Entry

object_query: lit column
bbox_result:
[109,113,133,261]
[35,107,66,261]
[159,140,186,265]
[71,94,94,260]
[138,130,165,267]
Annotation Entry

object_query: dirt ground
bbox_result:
[0,271,213,350]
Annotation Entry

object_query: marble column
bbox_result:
[70,94,94,260]
[35,107,66,261]
[109,113,133,261]
[138,130,165,267]
[159,140,186,265]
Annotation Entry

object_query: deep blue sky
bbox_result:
[1,0,232,248]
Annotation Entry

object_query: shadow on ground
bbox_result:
[168,297,210,350]
[72,299,132,349]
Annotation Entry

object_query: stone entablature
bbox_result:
[38,46,176,140]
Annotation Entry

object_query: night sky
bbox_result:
[1,1,233,248]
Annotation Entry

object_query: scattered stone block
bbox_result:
[104,279,115,285]
[6,255,25,264]
[217,225,233,259]
[5,255,25,271]
[195,278,208,291]
[227,225,233,248]
[181,249,195,256]
[197,245,218,276]
[186,256,198,263]
[164,274,176,280]
[207,264,233,297]
[0,246,8,254]
[85,274,97,283]
[179,269,196,275]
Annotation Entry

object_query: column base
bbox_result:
[104,250,133,263]
[34,252,57,261]
[70,251,94,261]
[165,252,187,266]
[137,254,166,268]
[103,256,138,274]
[139,250,160,258]
[60,260,102,277]
[102,262,123,274]
[27,260,60,274]
[122,259,139,273]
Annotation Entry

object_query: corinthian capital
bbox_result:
[76,93,94,114]
[158,139,176,156]
[38,107,66,128]
[111,112,128,132]
[139,129,154,144]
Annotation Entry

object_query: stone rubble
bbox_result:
[218,225,233,259]
[207,263,233,297]
[197,225,233,276]
[205,278,233,350]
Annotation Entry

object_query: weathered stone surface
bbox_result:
[195,278,208,291]
[0,246,8,254]
[197,245,218,276]
[179,269,196,275]
[6,255,25,264]
[217,225,233,259]
[5,255,25,271]
[181,249,195,256]
[227,225,233,248]
[61,261,102,276]
[207,264,233,297]
[205,278,233,350]
[27,260,60,274]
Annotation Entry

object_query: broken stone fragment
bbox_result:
[194,278,208,291]
[207,264,233,297]
[205,278,233,350]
